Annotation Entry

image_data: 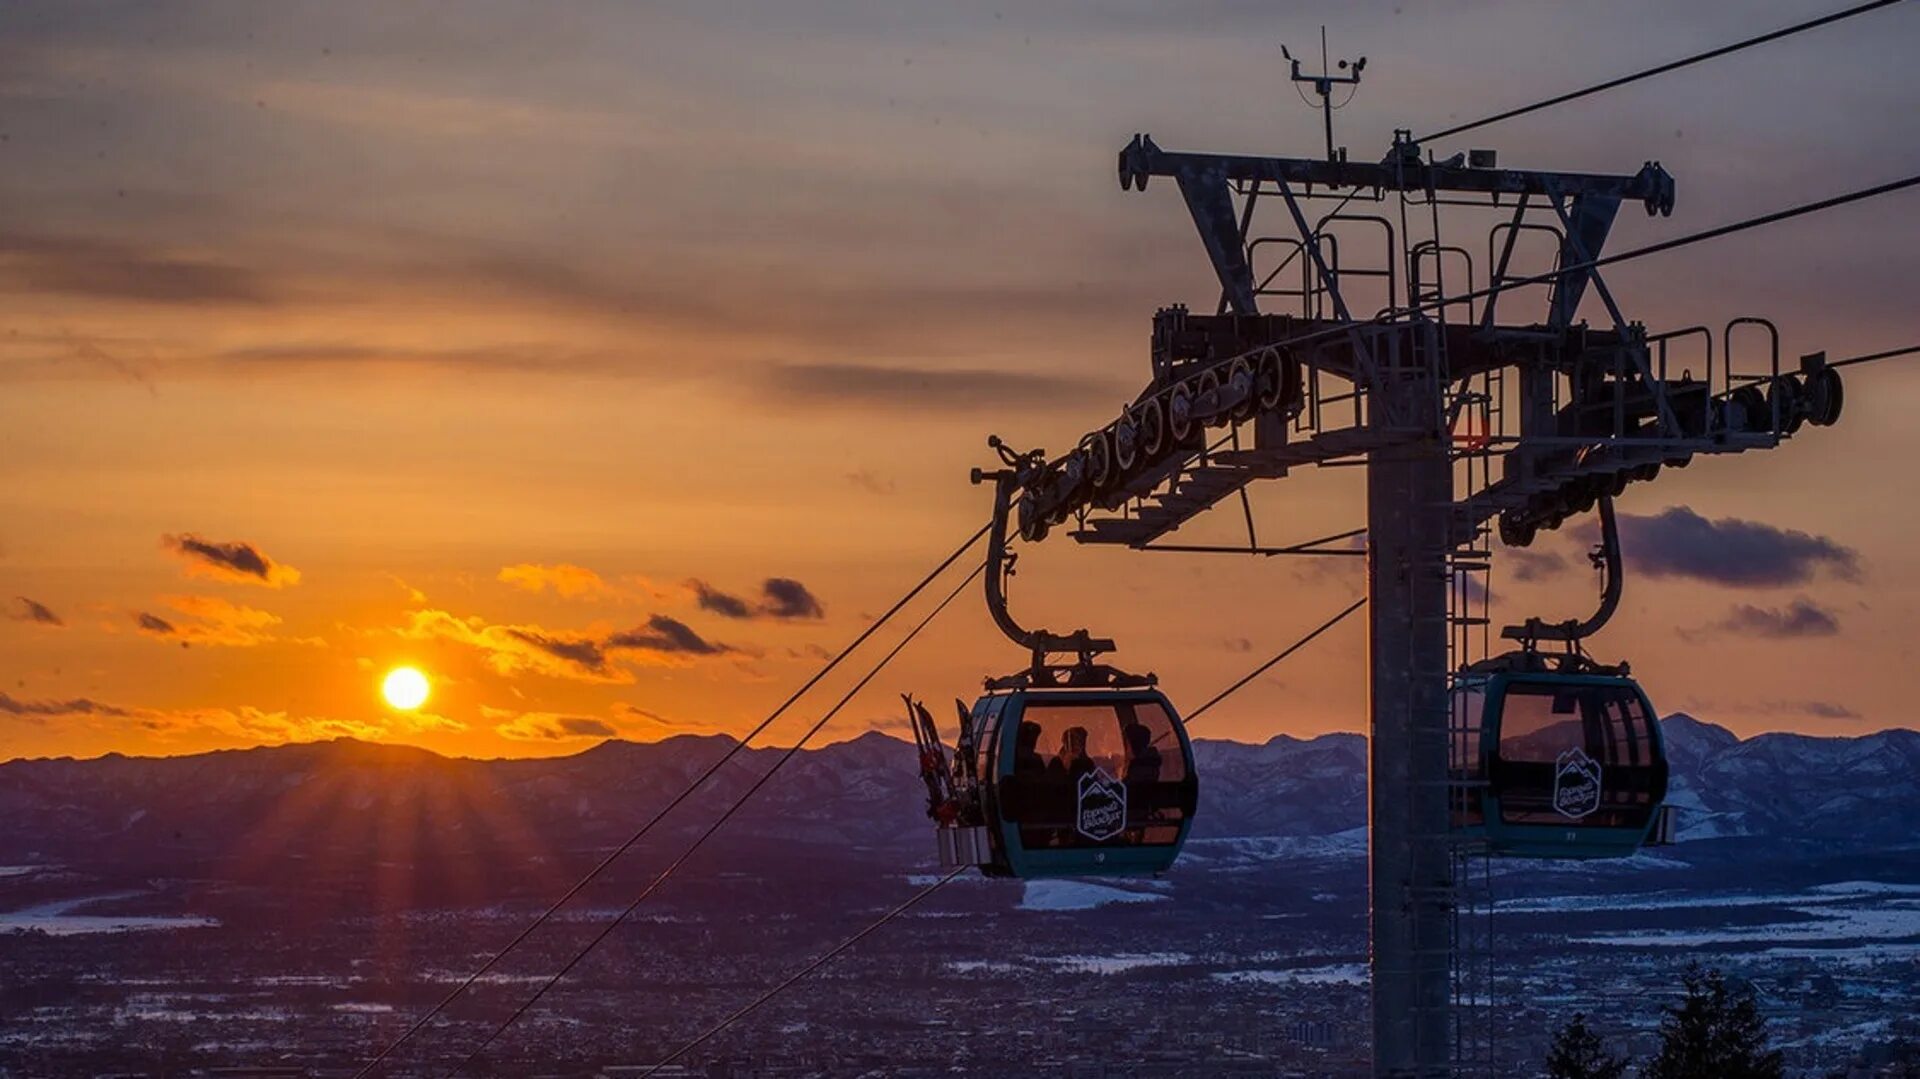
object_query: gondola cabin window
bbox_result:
[1000,698,1189,849]
[1492,680,1660,828]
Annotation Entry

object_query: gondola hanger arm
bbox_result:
[973,437,1116,672]
[1501,494,1623,647]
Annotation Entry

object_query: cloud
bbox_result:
[218,340,628,374]
[0,692,130,719]
[386,574,428,603]
[10,596,64,626]
[1607,507,1859,587]
[506,628,613,675]
[610,701,730,737]
[607,615,731,656]
[498,562,610,598]
[162,533,302,588]
[689,577,826,621]
[0,232,277,305]
[760,578,824,620]
[690,580,755,619]
[1504,549,1570,582]
[3,685,441,741]
[1683,598,1842,641]
[401,609,634,683]
[845,468,896,495]
[1786,700,1861,720]
[762,363,1130,414]
[131,595,289,647]
[1453,571,1489,607]
[492,712,619,742]
[133,705,390,744]
[405,606,741,682]
[497,563,665,603]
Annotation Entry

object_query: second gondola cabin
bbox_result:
[1451,658,1670,859]
[961,684,1197,878]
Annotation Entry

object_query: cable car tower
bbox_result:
[977,51,1850,1078]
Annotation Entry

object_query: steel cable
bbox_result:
[1417,0,1907,145]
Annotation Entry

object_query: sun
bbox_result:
[381,666,431,711]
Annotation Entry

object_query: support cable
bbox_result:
[632,593,1369,1073]
[442,561,988,1077]
[1830,343,1920,369]
[1186,596,1367,723]
[352,523,990,1078]
[1417,0,1907,144]
[1525,173,1920,294]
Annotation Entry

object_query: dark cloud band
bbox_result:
[10,596,63,626]
[162,533,301,587]
[1613,506,1859,587]
[505,629,612,675]
[607,615,730,656]
[687,577,825,621]
[0,692,129,718]
[764,363,1129,414]
[1683,597,1842,641]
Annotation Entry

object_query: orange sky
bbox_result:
[4,0,1919,760]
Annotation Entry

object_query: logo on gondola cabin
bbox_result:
[1076,768,1127,842]
[1553,747,1603,820]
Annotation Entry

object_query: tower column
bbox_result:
[1366,366,1455,1077]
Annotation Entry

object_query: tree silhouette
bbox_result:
[1645,964,1784,1079]
[1544,1012,1628,1079]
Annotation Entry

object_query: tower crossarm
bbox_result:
[1119,135,1676,205]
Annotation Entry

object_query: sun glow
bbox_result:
[381,666,430,710]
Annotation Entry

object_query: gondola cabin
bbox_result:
[941,685,1198,878]
[1451,665,1669,858]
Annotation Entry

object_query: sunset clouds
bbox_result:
[606,615,733,656]
[401,607,742,685]
[1687,599,1844,641]
[1613,507,1861,587]
[498,563,614,599]
[10,597,63,627]
[163,534,302,588]
[490,710,620,742]
[0,693,130,719]
[402,610,631,684]
[132,595,293,648]
[690,578,826,621]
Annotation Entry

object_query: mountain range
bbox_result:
[3,714,1916,891]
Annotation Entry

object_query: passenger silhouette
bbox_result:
[1123,721,1163,825]
[1004,720,1048,820]
[1049,726,1094,780]
[1012,721,1046,777]
[1043,726,1094,842]
[1124,722,1162,784]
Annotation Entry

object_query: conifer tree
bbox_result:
[1645,964,1784,1079]
[1543,1012,1628,1079]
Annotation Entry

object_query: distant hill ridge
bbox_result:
[2,717,1916,877]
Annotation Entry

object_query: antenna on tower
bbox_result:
[1282,26,1366,162]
